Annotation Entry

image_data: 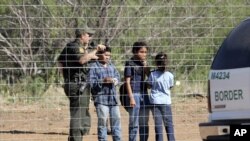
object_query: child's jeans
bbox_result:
[151,104,175,141]
[96,104,122,141]
[128,93,152,141]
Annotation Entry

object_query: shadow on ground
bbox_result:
[0,130,68,135]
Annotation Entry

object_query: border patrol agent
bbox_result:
[58,27,106,141]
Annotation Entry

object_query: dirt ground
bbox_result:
[0,87,208,141]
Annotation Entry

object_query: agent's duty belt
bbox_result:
[64,77,86,83]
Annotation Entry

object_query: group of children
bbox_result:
[88,41,175,141]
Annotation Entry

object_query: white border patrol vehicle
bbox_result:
[199,17,250,141]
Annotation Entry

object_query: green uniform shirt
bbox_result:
[58,39,90,82]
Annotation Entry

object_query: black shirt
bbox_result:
[58,39,89,82]
[124,57,147,94]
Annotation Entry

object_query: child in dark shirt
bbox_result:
[124,41,162,141]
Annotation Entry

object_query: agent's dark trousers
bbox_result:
[64,82,91,141]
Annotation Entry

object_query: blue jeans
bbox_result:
[152,104,175,141]
[95,104,122,141]
[128,93,153,141]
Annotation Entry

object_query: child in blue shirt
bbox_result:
[147,52,175,141]
[89,47,122,141]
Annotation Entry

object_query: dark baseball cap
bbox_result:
[75,27,95,36]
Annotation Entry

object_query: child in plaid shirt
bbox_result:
[89,47,122,141]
